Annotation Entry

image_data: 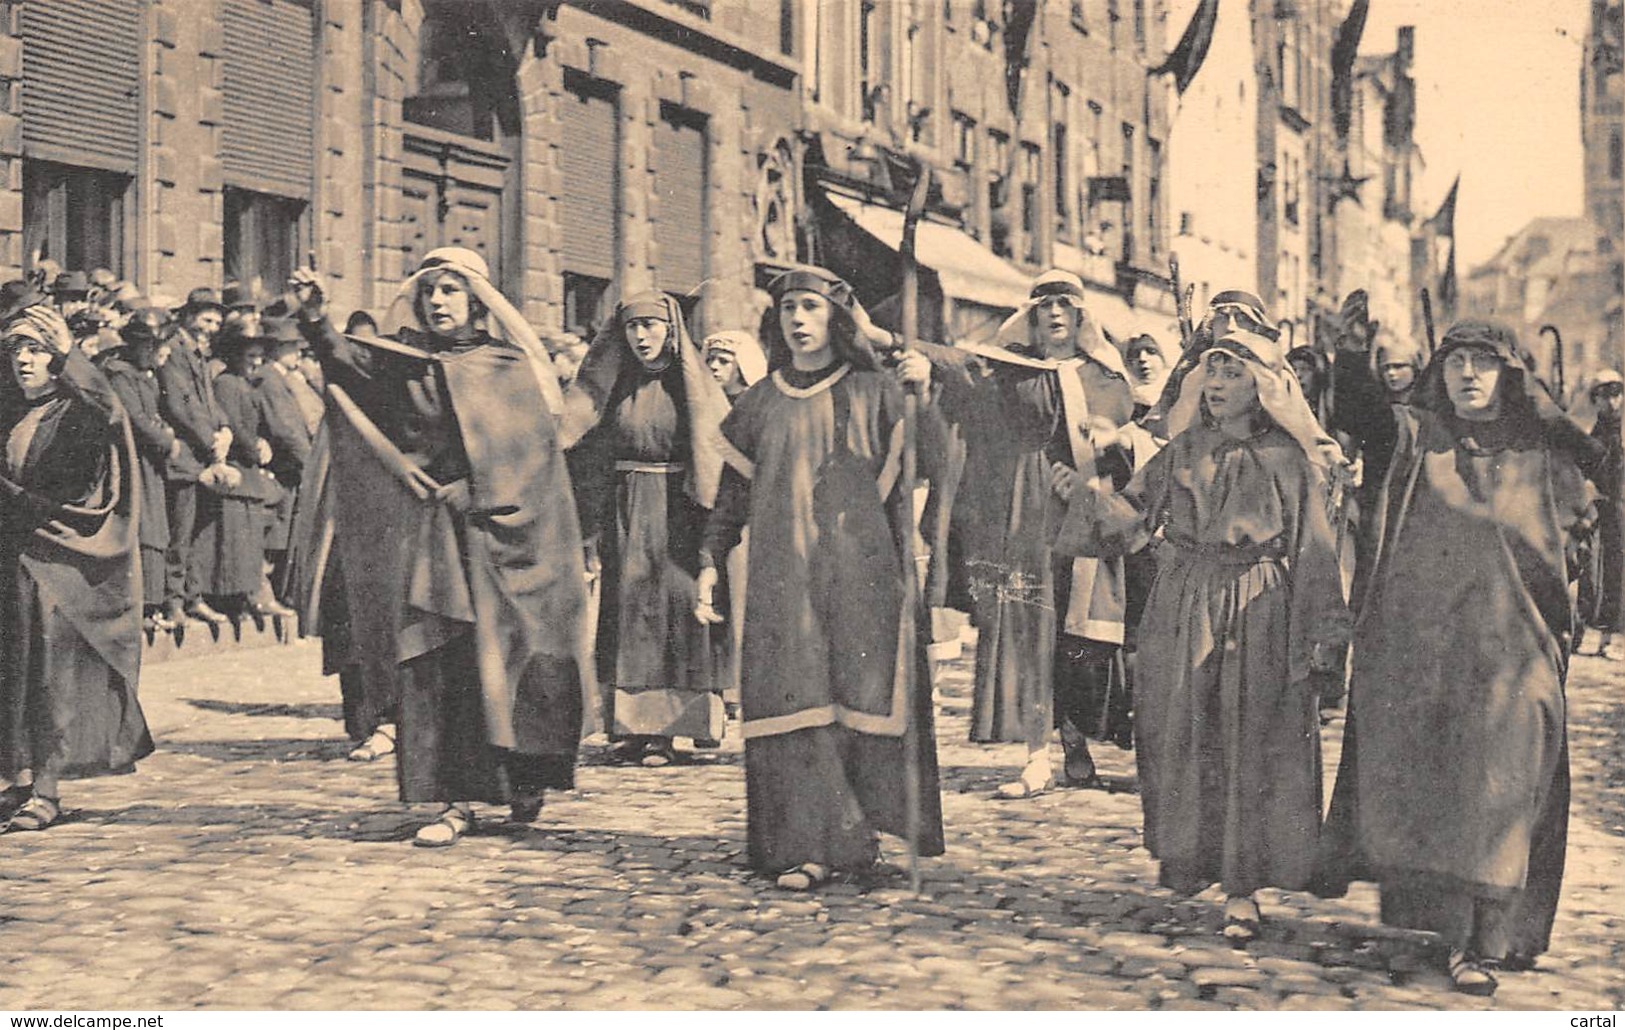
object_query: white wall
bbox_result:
[1165,0,1258,312]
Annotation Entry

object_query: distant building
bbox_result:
[1581,0,1624,380]
[793,0,1176,346]
[1461,216,1615,394]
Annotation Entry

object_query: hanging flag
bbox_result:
[1330,0,1371,139]
[1437,241,1458,322]
[1003,0,1040,114]
[1425,175,1460,238]
[1150,0,1219,95]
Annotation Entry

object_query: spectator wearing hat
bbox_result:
[155,287,232,625]
[211,329,287,620]
[52,271,91,321]
[99,309,187,632]
[222,281,263,342]
[0,280,50,330]
[253,317,315,598]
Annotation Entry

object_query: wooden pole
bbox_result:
[899,159,931,898]
[1420,287,1438,361]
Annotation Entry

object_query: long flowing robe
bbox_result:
[944,351,1134,747]
[573,367,720,739]
[1054,421,1350,895]
[1316,405,1591,959]
[306,320,588,802]
[0,349,153,779]
[703,362,945,873]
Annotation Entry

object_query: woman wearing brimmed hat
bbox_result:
[289,249,589,847]
[693,265,943,890]
[1051,327,1350,943]
[0,306,153,832]
[1315,320,1605,995]
[562,291,733,766]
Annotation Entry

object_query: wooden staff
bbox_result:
[898,159,932,898]
[1541,324,1565,402]
[1170,255,1196,349]
[1420,287,1438,361]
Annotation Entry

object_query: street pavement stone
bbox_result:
[0,638,1621,1010]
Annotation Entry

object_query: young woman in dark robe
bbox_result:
[693,267,944,891]
[563,293,732,765]
[1315,320,1604,995]
[0,306,153,832]
[1051,328,1350,942]
[1577,370,1623,658]
[289,250,589,847]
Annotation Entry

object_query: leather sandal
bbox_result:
[4,795,60,833]
[1448,950,1498,996]
[996,759,1055,800]
[640,741,675,768]
[1221,896,1261,943]
[348,726,396,762]
[413,805,473,848]
[775,862,830,892]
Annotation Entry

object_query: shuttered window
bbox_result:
[20,0,142,171]
[221,0,315,199]
[653,103,707,296]
[558,71,620,282]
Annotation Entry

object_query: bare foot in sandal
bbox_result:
[4,795,60,833]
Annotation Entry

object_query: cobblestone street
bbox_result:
[1,638,1621,1011]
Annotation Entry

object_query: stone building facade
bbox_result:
[0,0,800,345]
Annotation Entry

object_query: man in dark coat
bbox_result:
[155,288,231,625]
[211,328,286,617]
[98,309,184,631]
[254,317,315,598]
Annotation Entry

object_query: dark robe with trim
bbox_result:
[305,320,588,801]
[569,361,721,741]
[702,362,944,873]
[0,349,153,780]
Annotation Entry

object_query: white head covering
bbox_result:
[380,247,565,418]
[1122,331,1177,407]
[994,269,1130,379]
[1167,329,1335,467]
[702,330,767,388]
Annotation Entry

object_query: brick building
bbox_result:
[0,0,800,343]
[794,0,1176,346]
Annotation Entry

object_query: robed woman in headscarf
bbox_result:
[693,266,944,891]
[1316,320,1603,995]
[0,306,153,832]
[288,249,589,847]
[952,270,1138,798]
[562,292,733,765]
[1051,328,1350,941]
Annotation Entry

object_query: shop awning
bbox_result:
[824,191,1034,311]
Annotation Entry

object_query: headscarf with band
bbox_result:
[379,247,565,419]
[564,290,738,508]
[1167,329,1334,467]
[703,330,767,388]
[757,266,884,372]
[994,269,1130,378]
